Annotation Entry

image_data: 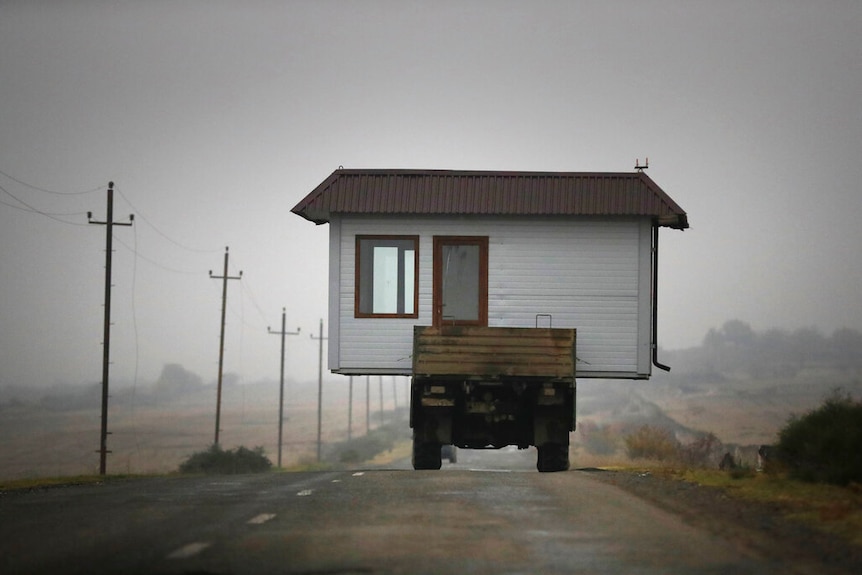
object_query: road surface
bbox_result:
[0,449,837,574]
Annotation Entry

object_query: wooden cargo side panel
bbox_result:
[413,326,576,379]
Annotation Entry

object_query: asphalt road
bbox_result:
[0,449,812,575]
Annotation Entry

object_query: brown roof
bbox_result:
[291,169,688,229]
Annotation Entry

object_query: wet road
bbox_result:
[0,450,806,574]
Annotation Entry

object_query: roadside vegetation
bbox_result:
[592,390,862,548]
[178,444,272,475]
[612,390,861,483]
[775,390,862,485]
[0,474,130,492]
[324,409,410,466]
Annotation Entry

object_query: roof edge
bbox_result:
[291,168,689,229]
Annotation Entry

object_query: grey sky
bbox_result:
[2,1,861,387]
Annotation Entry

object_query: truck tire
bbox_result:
[537,443,570,473]
[412,436,442,470]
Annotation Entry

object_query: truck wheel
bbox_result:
[412,437,442,470]
[537,443,570,473]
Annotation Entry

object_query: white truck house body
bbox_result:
[292,169,688,381]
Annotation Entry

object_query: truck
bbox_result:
[410,325,576,472]
[290,168,689,473]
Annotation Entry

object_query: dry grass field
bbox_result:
[640,368,862,445]
[572,366,862,467]
[0,377,410,480]
[2,367,860,481]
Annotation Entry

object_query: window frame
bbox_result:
[432,236,489,327]
[354,235,420,319]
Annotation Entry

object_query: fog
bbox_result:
[2,1,861,390]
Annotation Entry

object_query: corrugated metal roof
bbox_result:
[291,169,688,229]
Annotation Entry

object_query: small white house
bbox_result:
[292,169,688,380]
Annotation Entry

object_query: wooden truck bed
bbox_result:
[412,326,576,380]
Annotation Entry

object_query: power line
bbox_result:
[114,186,221,254]
[240,280,270,325]
[112,235,209,275]
[0,182,89,226]
[0,167,106,195]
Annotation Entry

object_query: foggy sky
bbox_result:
[2,1,861,388]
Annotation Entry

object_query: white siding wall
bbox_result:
[328,215,653,378]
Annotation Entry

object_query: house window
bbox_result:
[356,236,419,317]
[433,236,488,326]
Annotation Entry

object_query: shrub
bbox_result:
[728,464,756,480]
[776,391,862,485]
[624,425,680,461]
[326,412,411,464]
[179,444,272,475]
[579,422,620,456]
[678,432,722,467]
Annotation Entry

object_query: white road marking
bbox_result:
[297,489,313,496]
[166,542,211,560]
[352,472,365,476]
[247,513,276,525]
[331,479,341,483]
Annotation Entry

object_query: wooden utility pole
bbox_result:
[209,247,242,446]
[268,308,300,468]
[379,375,385,425]
[347,376,354,441]
[310,319,327,462]
[88,182,133,476]
[366,375,370,434]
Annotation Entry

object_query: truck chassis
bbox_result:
[410,326,576,472]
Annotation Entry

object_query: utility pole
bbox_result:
[366,375,370,434]
[310,319,327,462]
[379,375,385,426]
[88,182,133,476]
[347,376,353,441]
[209,247,242,446]
[268,308,300,468]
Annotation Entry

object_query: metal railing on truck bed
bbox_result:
[412,326,576,381]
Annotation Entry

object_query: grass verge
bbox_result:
[0,474,140,493]
[640,466,862,547]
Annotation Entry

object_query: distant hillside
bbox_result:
[658,320,862,383]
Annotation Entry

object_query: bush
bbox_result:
[776,391,862,485]
[624,425,680,461]
[179,444,272,475]
[678,432,722,467]
[579,422,620,456]
[728,464,756,480]
[325,412,411,464]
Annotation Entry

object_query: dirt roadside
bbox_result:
[587,468,862,575]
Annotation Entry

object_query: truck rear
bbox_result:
[410,325,576,472]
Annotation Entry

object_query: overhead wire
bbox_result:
[0,167,106,195]
[3,168,297,469]
[115,186,222,255]
[0,181,90,226]
[241,279,271,326]
[5,168,288,384]
[112,234,210,275]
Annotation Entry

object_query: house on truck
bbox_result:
[291,168,688,470]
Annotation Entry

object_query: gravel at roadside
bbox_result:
[585,468,862,575]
